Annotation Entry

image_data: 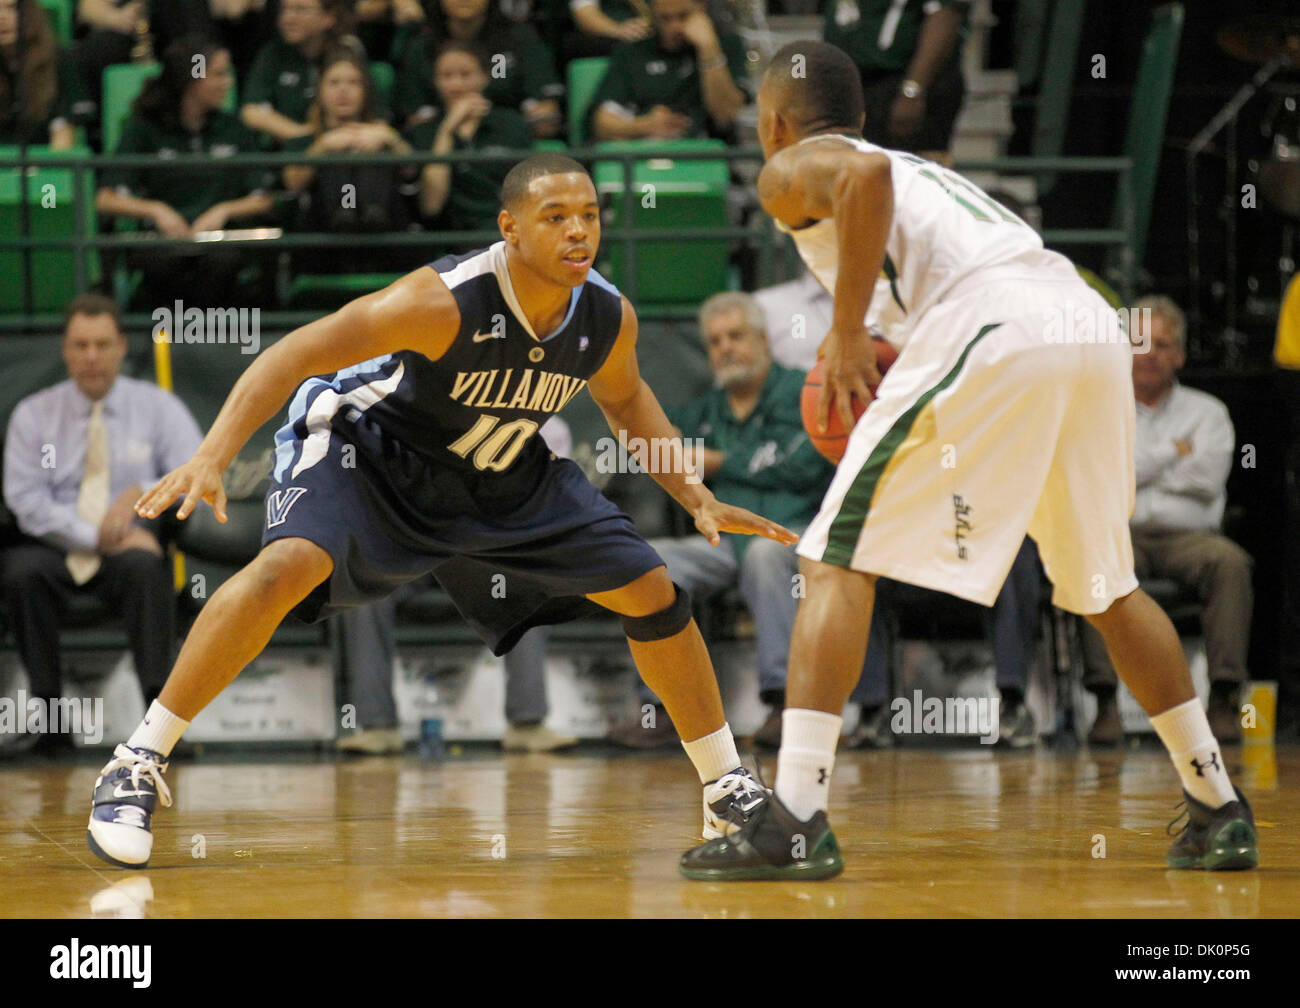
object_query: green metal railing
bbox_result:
[0,145,1136,332]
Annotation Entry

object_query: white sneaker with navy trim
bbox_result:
[87,744,173,868]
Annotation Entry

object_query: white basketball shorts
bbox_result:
[798,275,1139,616]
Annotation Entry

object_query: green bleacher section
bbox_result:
[593,140,731,307]
[38,0,73,45]
[567,57,608,147]
[0,145,100,313]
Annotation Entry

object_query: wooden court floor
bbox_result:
[1,743,1295,918]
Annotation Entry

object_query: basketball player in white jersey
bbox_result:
[680,41,1258,879]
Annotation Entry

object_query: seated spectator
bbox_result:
[0,0,93,149]
[564,0,650,60]
[410,39,531,240]
[590,0,747,142]
[848,537,1043,749]
[283,45,415,272]
[1080,296,1253,745]
[606,292,835,750]
[96,35,275,308]
[74,0,218,137]
[392,0,563,138]
[824,0,968,165]
[241,0,355,145]
[1,294,202,755]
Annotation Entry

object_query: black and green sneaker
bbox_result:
[680,790,844,881]
[1166,786,1258,871]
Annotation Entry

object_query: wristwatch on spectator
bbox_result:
[899,79,924,100]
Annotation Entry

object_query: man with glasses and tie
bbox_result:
[2,294,202,755]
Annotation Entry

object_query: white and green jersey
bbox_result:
[780,134,1078,343]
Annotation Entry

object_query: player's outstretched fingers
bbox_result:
[765,522,799,545]
[177,475,208,520]
[136,477,178,519]
[696,516,722,547]
[212,482,229,524]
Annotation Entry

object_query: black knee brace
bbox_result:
[622,583,693,642]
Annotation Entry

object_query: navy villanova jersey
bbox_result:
[264,242,666,649]
[272,241,624,500]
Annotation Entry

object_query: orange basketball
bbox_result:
[801,337,898,464]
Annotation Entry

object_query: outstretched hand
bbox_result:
[135,456,228,523]
[693,499,799,548]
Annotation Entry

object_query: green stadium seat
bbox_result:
[0,145,100,313]
[38,0,73,45]
[592,139,730,306]
[103,63,160,156]
[370,61,395,115]
[567,57,608,146]
[288,271,405,310]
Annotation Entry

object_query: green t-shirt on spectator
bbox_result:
[102,110,272,223]
[824,0,971,76]
[668,363,833,557]
[589,31,750,139]
[393,23,563,127]
[243,38,321,128]
[407,106,532,231]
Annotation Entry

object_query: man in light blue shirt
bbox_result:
[1082,296,1254,745]
[2,294,203,753]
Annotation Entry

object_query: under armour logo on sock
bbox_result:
[1190,752,1221,777]
[817,768,828,784]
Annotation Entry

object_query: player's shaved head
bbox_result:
[763,40,865,137]
[502,154,591,211]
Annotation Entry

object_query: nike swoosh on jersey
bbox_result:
[471,330,504,343]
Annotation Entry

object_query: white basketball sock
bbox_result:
[681,723,742,784]
[1150,698,1236,808]
[127,700,190,759]
[775,709,843,821]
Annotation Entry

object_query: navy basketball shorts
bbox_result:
[262,419,666,654]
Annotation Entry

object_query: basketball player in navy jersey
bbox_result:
[86,153,792,869]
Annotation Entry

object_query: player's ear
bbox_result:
[499,207,518,246]
[773,108,794,147]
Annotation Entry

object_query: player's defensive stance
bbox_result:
[87,154,792,868]
[679,42,1258,880]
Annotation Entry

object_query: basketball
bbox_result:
[801,336,898,463]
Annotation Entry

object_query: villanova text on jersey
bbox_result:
[272,242,624,487]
